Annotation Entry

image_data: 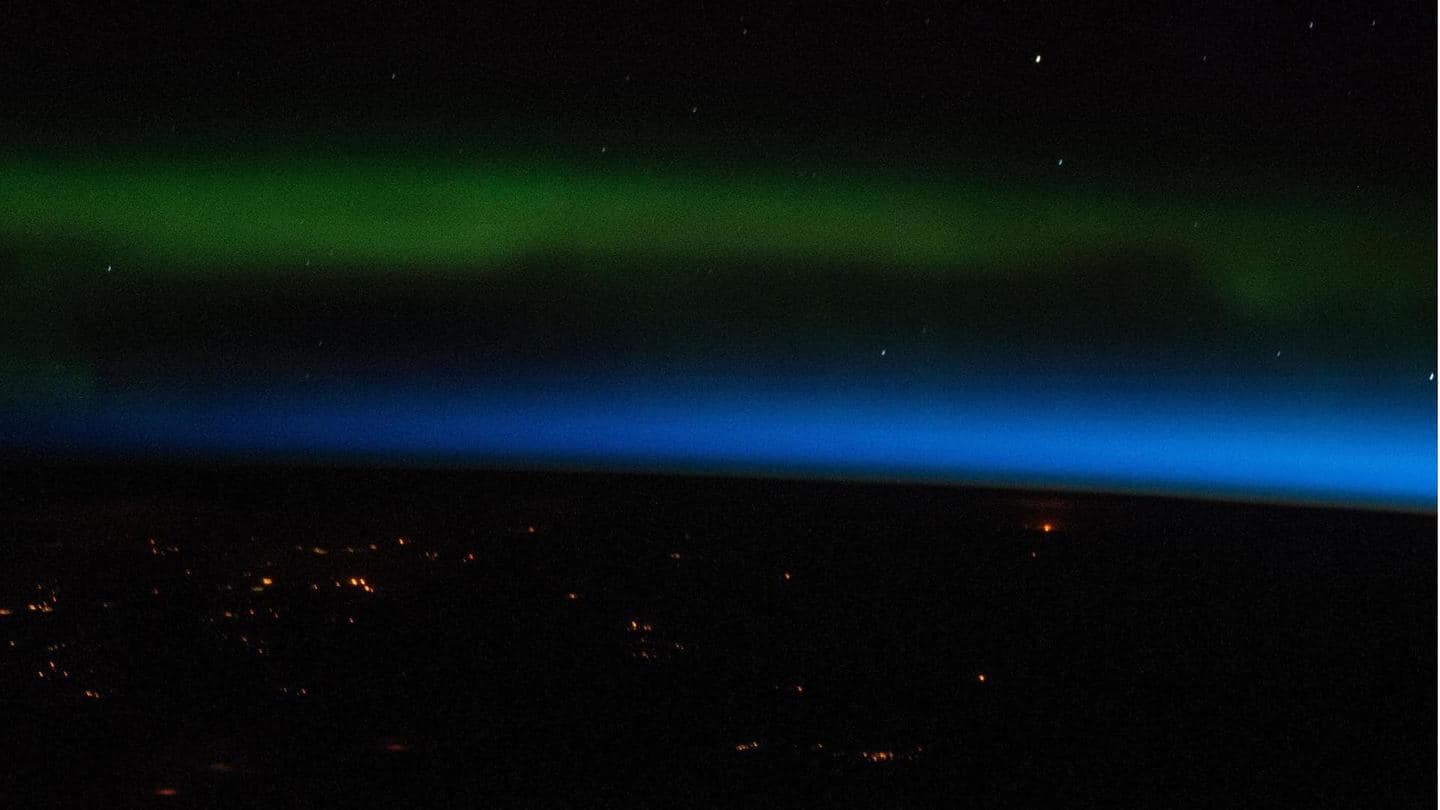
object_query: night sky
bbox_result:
[0,2,1434,508]
[1,2,1431,174]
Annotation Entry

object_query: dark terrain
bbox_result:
[1,465,1433,807]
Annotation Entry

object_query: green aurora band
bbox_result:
[0,152,1432,405]
[1,154,1429,311]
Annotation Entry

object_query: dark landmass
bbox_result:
[1,465,1432,807]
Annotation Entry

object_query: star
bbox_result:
[1034,54,1042,64]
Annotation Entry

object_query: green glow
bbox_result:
[0,154,1427,318]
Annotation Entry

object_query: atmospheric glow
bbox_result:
[0,154,1432,511]
[11,369,1432,509]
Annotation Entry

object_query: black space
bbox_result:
[1,2,1432,179]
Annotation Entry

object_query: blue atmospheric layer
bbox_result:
[9,369,1435,511]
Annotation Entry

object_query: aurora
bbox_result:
[1,150,1433,509]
